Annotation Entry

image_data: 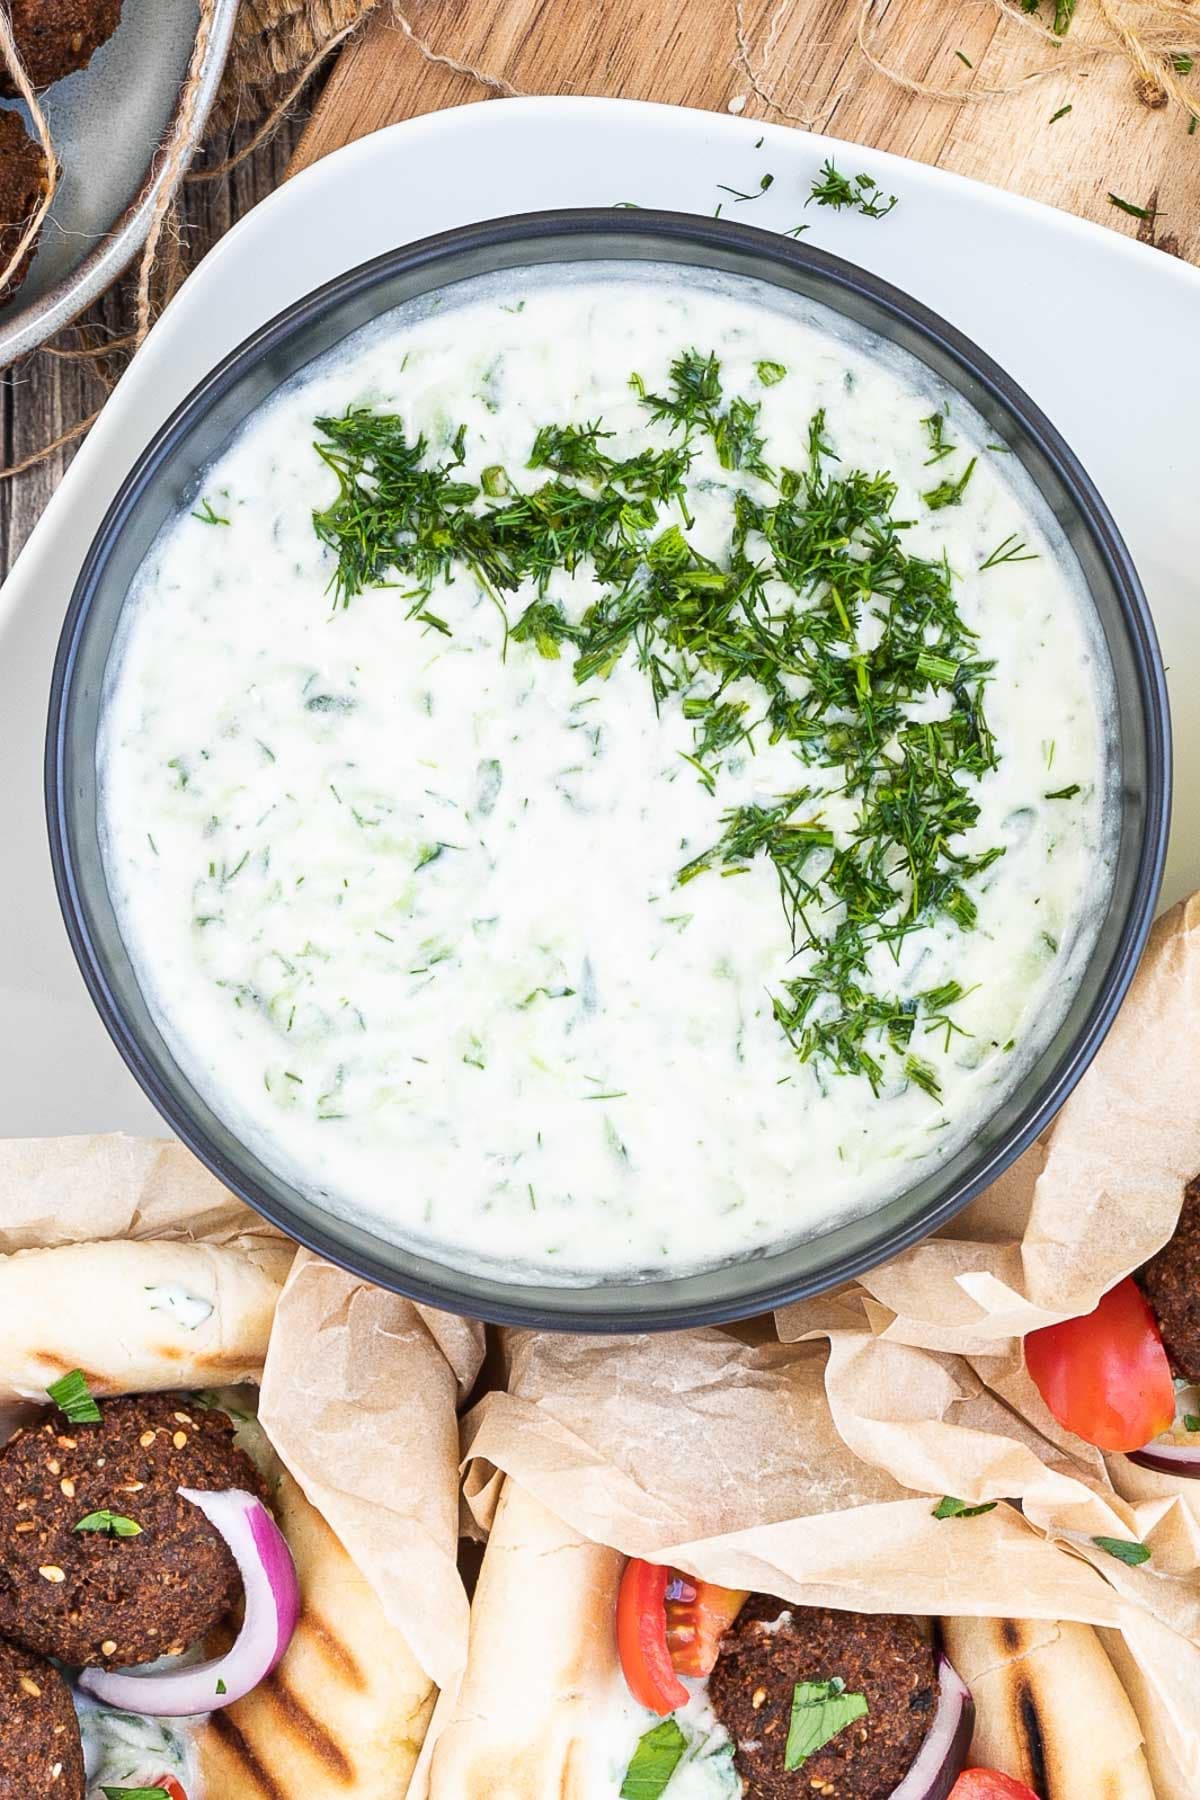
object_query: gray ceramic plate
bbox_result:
[0,0,239,363]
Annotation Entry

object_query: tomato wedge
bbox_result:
[664,1573,749,1677]
[1025,1277,1175,1452]
[617,1560,689,1714]
[950,1771,1040,1800]
[617,1560,748,1711]
[149,1778,188,1800]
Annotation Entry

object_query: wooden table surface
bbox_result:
[3,0,1197,575]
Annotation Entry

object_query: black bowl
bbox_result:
[46,209,1171,1329]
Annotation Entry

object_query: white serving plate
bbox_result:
[2,95,1197,1139]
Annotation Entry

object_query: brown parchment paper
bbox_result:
[0,1133,486,1784]
[776,895,1200,1356]
[459,1326,1200,1796]
[0,1131,286,1253]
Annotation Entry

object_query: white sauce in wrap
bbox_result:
[99,265,1114,1280]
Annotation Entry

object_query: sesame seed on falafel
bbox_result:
[0,1634,85,1798]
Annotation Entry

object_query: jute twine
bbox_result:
[3,0,1198,484]
[855,1,1200,123]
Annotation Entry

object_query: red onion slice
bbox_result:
[78,1487,299,1716]
[889,1651,974,1800]
[1128,1440,1200,1478]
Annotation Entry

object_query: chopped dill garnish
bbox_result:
[1049,104,1073,123]
[923,457,977,510]
[980,533,1038,570]
[921,409,955,464]
[1045,783,1081,800]
[807,159,898,219]
[716,172,775,202]
[1108,192,1156,222]
[308,354,1005,1094]
[192,497,229,526]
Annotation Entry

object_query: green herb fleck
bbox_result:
[1050,104,1073,122]
[46,1369,101,1424]
[808,159,898,218]
[1044,783,1080,800]
[955,50,973,67]
[1184,1414,1200,1432]
[620,1717,687,1800]
[216,1677,228,1694]
[980,533,1037,570]
[756,359,788,386]
[717,171,775,202]
[785,1678,869,1771]
[1093,1536,1152,1566]
[1108,192,1156,222]
[101,1789,171,1800]
[192,497,230,526]
[923,457,977,511]
[933,1495,998,1519]
[75,1511,143,1538]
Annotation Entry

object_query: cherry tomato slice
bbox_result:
[149,1778,189,1800]
[950,1771,1040,1800]
[1025,1277,1175,1452]
[663,1573,749,1677]
[616,1559,689,1714]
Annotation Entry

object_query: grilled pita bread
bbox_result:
[197,1420,435,1799]
[941,1614,1155,1799]
[0,1238,293,1397]
[431,1478,1159,1800]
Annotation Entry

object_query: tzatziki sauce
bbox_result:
[98,264,1115,1281]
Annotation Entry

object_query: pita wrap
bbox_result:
[941,1615,1154,1799]
[430,1476,1159,1799]
[429,1480,623,1799]
[0,1239,293,1398]
[197,1403,436,1799]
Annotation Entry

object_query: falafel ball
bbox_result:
[1140,1174,1200,1383]
[708,1598,938,1800]
[0,105,49,297]
[0,1392,265,1668]
[0,0,123,95]
[0,1635,85,1798]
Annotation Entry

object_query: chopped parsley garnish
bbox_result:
[808,159,898,219]
[217,1676,228,1694]
[1093,1536,1152,1567]
[620,1716,688,1798]
[310,356,1006,1095]
[46,1368,101,1423]
[75,1510,143,1537]
[785,1677,869,1770]
[933,1494,998,1519]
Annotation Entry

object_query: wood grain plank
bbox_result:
[0,115,309,571]
[290,0,1200,265]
